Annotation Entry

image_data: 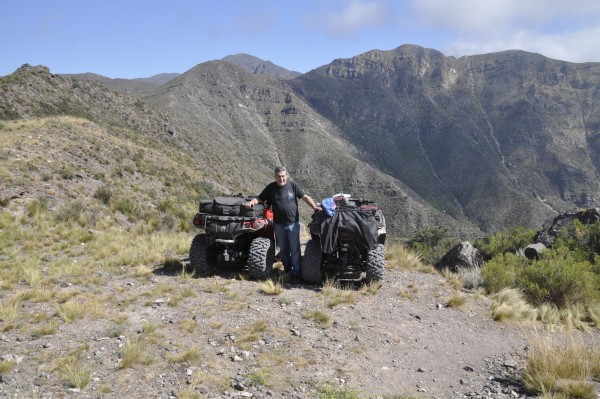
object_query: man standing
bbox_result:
[245,166,320,283]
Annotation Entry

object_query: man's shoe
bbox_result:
[289,274,301,285]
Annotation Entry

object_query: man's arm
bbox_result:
[245,197,263,209]
[302,195,321,212]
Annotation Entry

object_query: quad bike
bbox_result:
[302,194,386,284]
[189,195,276,279]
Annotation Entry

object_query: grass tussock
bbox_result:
[51,346,91,389]
[165,347,201,364]
[385,242,425,270]
[259,279,283,295]
[360,281,382,295]
[522,334,600,398]
[202,279,230,294]
[587,302,600,327]
[31,320,59,339]
[0,360,16,374]
[120,337,153,369]
[490,288,537,322]
[446,292,469,308]
[0,297,21,324]
[303,309,330,328]
[321,279,357,308]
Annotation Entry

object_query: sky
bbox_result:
[2,0,600,79]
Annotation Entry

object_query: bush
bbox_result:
[481,252,526,294]
[406,227,457,265]
[93,186,113,205]
[517,247,599,307]
[475,226,536,259]
[554,219,600,266]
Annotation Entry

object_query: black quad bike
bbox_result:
[189,195,276,279]
[302,194,386,284]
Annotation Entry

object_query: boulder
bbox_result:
[534,208,600,247]
[524,243,546,260]
[435,241,484,273]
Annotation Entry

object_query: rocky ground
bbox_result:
[0,258,596,399]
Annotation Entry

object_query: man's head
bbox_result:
[274,166,288,187]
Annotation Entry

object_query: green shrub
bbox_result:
[60,166,76,180]
[554,219,600,266]
[26,197,48,217]
[406,227,458,265]
[113,198,140,219]
[517,247,599,307]
[55,201,90,225]
[481,252,526,294]
[93,186,113,205]
[475,227,536,259]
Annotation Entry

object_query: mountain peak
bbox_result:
[221,54,302,79]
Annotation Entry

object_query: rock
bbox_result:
[524,243,546,260]
[534,208,600,247]
[435,241,484,273]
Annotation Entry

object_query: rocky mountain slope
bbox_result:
[142,60,479,237]
[292,45,600,232]
[3,44,600,238]
[222,53,302,79]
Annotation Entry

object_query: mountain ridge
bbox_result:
[2,45,600,237]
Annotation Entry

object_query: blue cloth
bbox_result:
[274,221,301,275]
[321,197,336,217]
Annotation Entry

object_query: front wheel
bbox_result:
[248,237,275,280]
[301,239,322,284]
[189,234,211,276]
[365,244,385,283]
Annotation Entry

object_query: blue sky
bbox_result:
[2,0,600,78]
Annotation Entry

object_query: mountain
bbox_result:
[292,45,600,232]
[2,44,600,238]
[142,60,475,237]
[63,72,179,96]
[222,53,302,79]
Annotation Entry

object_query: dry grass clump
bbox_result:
[259,279,283,295]
[490,288,537,322]
[321,279,357,308]
[0,297,21,324]
[587,302,600,327]
[0,360,16,374]
[165,347,202,364]
[360,281,382,295]
[522,334,600,398]
[446,292,469,308]
[50,345,91,389]
[385,242,424,270]
[201,278,230,293]
[31,320,59,339]
[120,336,154,369]
[303,309,330,327]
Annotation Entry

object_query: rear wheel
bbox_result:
[365,244,385,283]
[248,237,275,280]
[301,239,322,284]
[189,234,211,276]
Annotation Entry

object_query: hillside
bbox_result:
[292,45,600,232]
[222,53,302,79]
[142,60,479,238]
[3,45,600,238]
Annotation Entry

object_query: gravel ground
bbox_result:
[0,259,597,399]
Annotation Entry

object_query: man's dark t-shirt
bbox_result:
[257,180,306,225]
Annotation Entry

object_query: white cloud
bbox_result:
[412,0,600,62]
[326,0,388,36]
